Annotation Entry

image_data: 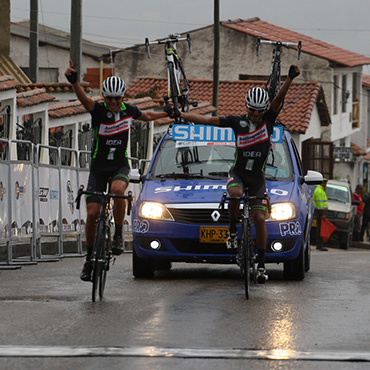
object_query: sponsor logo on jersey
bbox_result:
[99,116,133,136]
[237,123,269,148]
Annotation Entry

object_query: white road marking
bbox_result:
[0,346,369,362]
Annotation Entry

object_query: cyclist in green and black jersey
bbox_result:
[178,65,300,284]
[65,60,170,281]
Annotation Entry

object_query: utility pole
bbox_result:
[29,0,38,83]
[70,0,82,82]
[212,0,220,115]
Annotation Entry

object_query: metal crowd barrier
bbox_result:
[0,139,90,267]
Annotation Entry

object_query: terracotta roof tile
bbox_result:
[362,74,370,89]
[16,88,55,107]
[48,96,159,120]
[127,77,328,133]
[221,18,370,67]
[0,75,22,92]
[351,142,366,156]
[16,82,92,94]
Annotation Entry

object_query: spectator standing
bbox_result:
[353,184,363,242]
[313,178,329,251]
[360,192,370,242]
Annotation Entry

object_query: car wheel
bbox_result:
[340,231,351,250]
[284,241,305,281]
[132,247,155,278]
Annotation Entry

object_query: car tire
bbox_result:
[132,247,155,278]
[340,231,351,250]
[284,241,305,281]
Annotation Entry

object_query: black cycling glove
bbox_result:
[163,104,173,117]
[288,65,300,79]
[65,70,78,84]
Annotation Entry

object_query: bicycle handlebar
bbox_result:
[256,38,302,60]
[145,33,192,59]
[75,185,133,215]
[218,191,269,212]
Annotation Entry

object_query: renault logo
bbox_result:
[211,210,221,222]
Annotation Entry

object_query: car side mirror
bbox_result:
[352,200,360,206]
[303,170,323,185]
[130,168,142,184]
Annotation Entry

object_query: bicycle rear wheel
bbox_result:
[92,220,105,302]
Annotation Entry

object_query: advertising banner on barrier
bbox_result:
[60,168,80,233]
[11,163,33,236]
[38,166,60,234]
[0,164,9,239]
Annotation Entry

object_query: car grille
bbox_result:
[167,207,246,225]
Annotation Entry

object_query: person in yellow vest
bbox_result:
[313,178,329,251]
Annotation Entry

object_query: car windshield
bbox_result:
[265,141,293,181]
[151,139,235,179]
[150,138,293,180]
[326,184,350,203]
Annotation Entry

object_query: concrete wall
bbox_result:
[10,35,108,84]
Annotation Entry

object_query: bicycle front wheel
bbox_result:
[168,63,180,114]
[99,227,110,299]
[92,220,105,302]
[242,221,251,299]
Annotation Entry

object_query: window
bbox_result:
[333,76,338,115]
[342,75,347,113]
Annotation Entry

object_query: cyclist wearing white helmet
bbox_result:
[65,59,171,282]
[179,65,300,284]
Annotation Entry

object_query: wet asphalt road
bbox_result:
[0,247,370,369]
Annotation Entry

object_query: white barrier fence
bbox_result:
[0,138,138,265]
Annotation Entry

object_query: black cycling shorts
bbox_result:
[227,171,268,212]
[86,166,130,204]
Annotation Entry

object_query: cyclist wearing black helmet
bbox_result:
[65,60,170,281]
[178,65,300,284]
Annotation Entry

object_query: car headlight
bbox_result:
[138,201,174,221]
[268,202,296,221]
[337,212,351,220]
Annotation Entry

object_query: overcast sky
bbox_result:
[10,0,370,72]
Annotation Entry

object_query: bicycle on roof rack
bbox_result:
[256,38,302,106]
[145,33,198,124]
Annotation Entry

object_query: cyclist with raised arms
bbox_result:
[65,60,171,281]
[177,65,300,284]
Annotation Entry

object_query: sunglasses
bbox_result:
[105,96,123,101]
[248,107,265,113]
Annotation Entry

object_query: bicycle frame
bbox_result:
[219,190,269,299]
[145,34,196,123]
[256,38,302,103]
[76,185,132,302]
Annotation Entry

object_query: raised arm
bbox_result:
[270,65,300,113]
[179,112,221,126]
[65,59,95,113]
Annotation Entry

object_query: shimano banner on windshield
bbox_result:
[172,124,283,143]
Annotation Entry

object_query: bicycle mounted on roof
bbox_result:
[145,33,198,124]
[256,38,302,107]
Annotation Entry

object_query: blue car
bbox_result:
[131,125,322,280]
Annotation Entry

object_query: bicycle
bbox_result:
[219,189,269,299]
[256,38,302,105]
[75,185,133,302]
[145,33,197,123]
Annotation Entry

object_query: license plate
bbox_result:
[200,226,229,243]
[312,219,317,227]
